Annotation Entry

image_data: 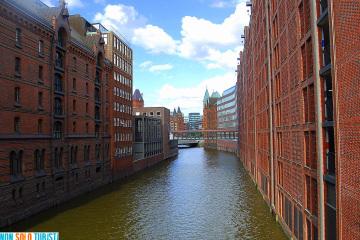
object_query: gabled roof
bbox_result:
[133,89,143,101]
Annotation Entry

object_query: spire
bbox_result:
[177,106,181,114]
[173,108,177,116]
[203,87,210,105]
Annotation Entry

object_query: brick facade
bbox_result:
[0,0,131,227]
[237,0,360,239]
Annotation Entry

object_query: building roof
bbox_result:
[203,88,210,104]
[6,0,62,29]
[133,89,143,101]
[211,91,221,99]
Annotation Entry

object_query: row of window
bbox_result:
[114,72,132,86]
[114,132,132,142]
[113,53,132,75]
[113,118,132,128]
[113,87,131,101]
[113,102,132,114]
[112,35,132,59]
[9,144,107,176]
[15,28,44,55]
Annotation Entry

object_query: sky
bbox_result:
[43,0,250,114]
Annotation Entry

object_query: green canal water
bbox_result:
[6,148,287,239]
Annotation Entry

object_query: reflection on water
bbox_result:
[6,148,286,240]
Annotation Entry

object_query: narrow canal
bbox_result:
[7,148,286,239]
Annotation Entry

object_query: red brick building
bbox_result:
[132,89,144,109]
[237,0,360,239]
[93,23,134,180]
[0,0,131,226]
[170,107,185,132]
[203,89,220,148]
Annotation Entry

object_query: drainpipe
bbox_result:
[265,0,275,211]
[310,1,325,239]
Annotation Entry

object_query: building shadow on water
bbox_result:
[1,158,175,232]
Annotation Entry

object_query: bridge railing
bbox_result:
[171,129,238,140]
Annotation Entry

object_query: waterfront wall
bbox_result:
[237,0,360,239]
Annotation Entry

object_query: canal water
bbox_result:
[7,148,286,239]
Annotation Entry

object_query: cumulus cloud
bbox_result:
[94,1,250,70]
[132,25,178,54]
[139,61,173,72]
[151,72,237,113]
[175,1,249,70]
[94,4,146,40]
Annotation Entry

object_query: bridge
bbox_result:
[177,140,200,148]
[171,129,238,140]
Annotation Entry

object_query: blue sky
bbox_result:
[43,0,250,114]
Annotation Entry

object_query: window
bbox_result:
[95,124,100,138]
[53,121,62,139]
[157,111,161,116]
[34,149,45,171]
[15,28,21,46]
[54,74,63,92]
[54,98,62,115]
[86,122,89,133]
[72,57,77,71]
[72,121,76,133]
[70,146,78,164]
[95,144,101,162]
[73,99,76,112]
[72,78,76,91]
[38,119,43,133]
[38,92,43,107]
[38,66,43,81]
[55,52,63,68]
[38,40,44,55]
[57,28,66,47]
[86,82,89,94]
[10,151,22,176]
[95,88,100,102]
[54,147,63,169]
[86,102,89,113]
[14,117,20,133]
[14,87,20,104]
[15,57,21,75]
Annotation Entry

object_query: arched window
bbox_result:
[10,150,22,176]
[57,27,67,47]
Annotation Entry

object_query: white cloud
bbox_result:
[139,61,173,72]
[94,1,250,70]
[66,0,83,8]
[132,25,178,54]
[139,61,153,68]
[151,72,237,113]
[149,64,173,72]
[94,4,146,40]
